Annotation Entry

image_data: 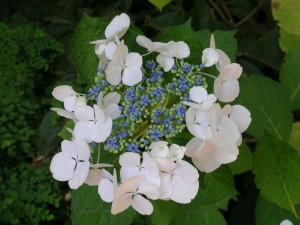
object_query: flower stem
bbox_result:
[198,71,217,79]
[96,143,101,164]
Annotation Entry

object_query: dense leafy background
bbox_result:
[1,0,300,224]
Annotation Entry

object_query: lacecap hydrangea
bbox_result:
[50,13,251,215]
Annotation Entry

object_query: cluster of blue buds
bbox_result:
[87,60,207,153]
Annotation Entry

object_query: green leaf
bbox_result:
[236,75,292,141]
[71,15,143,85]
[155,19,204,64]
[256,194,299,225]
[57,120,74,140]
[150,200,180,225]
[186,165,236,210]
[279,28,300,52]
[279,44,300,110]
[253,136,300,219]
[170,209,227,225]
[272,0,300,35]
[147,0,171,11]
[71,14,107,85]
[229,143,252,175]
[72,185,135,225]
[289,122,300,154]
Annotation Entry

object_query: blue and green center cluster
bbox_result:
[87,60,207,153]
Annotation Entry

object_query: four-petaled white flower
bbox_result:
[50,139,90,189]
[111,175,155,215]
[106,41,143,86]
[74,104,112,143]
[119,152,161,199]
[155,158,199,203]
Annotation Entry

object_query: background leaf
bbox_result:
[229,143,252,175]
[72,185,135,225]
[253,136,300,219]
[147,0,171,11]
[289,122,300,154]
[279,28,300,52]
[272,0,300,35]
[185,165,236,210]
[256,194,299,225]
[236,74,292,141]
[279,44,300,110]
[170,209,227,225]
[150,200,180,225]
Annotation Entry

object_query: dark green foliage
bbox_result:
[0,23,63,160]
[0,163,63,225]
[0,23,65,225]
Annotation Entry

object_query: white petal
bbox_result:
[74,121,96,143]
[93,105,105,123]
[210,34,216,49]
[50,152,76,181]
[175,41,190,59]
[186,108,211,139]
[61,140,78,159]
[219,79,240,102]
[111,193,132,215]
[171,175,199,203]
[189,86,208,103]
[74,105,94,121]
[52,85,76,101]
[103,104,121,120]
[211,116,240,153]
[138,180,160,200]
[105,42,117,60]
[174,160,199,184]
[105,13,130,40]
[136,35,154,50]
[122,67,142,86]
[73,139,90,160]
[68,161,90,189]
[125,52,143,68]
[229,105,251,133]
[185,137,206,158]
[202,48,219,67]
[142,152,160,178]
[120,152,141,167]
[213,147,238,164]
[120,167,140,181]
[216,49,230,72]
[64,96,77,111]
[159,172,174,199]
[106,41,127,85]
[115,176,141,199]
[85,169,103,186]
[154,158,177,173]
[280,220,293,225]
[132,195,153,215]
[192,153,221,173]
[94,118,112,142]
[98,178,114,202]
[103,92,121,106]
[51,108,75,119]
[156,54,174,72]
[157,41,177,56]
